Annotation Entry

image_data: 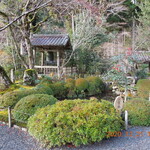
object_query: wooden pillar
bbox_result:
[149,62,150,73]
[41,51,44,66]
[33,49,36,65]
[57,51,60,78]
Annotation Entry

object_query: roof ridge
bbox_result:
[32,34,69,38]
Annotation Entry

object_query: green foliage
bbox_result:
[86,76,105,95]
[136,0,150,50]
[65,78,75,90]
[75,78,88,93]
[23,69,38,86]
[0,84,20,95]
[0,109,8,122]
[136,79,150,99]
[39,76,52,85]
[135,64,149,79]
[50,82,68,99]
[0,90,31,108]
[75,49,109,75]
[124,99,150,126]
[13,94,57,122]
[0,84,54,108]
[28,99,123,148]
[65,78,77,98]
[0,84,6,92]
[34,84,53,95]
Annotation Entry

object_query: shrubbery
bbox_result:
[136,79,150,99]
[0,90,33,108]
[39,76,52,85]
[0,85,54,108]
[75,78,88,95]
[28,99,123,148]
[13,94,57,122]
[0,76,105,107]
[65,78,75,90]
[124,99,150,126]
[86,76,105,95]
[50,81,68,99]
[34,84,53,95]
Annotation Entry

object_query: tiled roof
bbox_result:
[131,51,150,63]
[30,34,71,49]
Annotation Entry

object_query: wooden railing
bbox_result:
[34,66,58,76]
[34,66,77,77]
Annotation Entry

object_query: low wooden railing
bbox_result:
[34,66,58,76]
[34,66,77,77]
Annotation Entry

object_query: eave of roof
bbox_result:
[30,34,71,50]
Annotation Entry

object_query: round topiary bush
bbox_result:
[34,84,53,95]
[86,76,105,95]
[28,99,123,148]
[124,99,150,126]
[0,90,33,108]
[0,85,54,108]
[65,78,75,90]
[136,79,150,99]
[50,81,68,99]
[13,94,57,122]
[75,78,88,93]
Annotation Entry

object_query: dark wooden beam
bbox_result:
[149,62,150,73]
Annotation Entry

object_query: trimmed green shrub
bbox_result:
[28,99,123,148]
[0,109,8,122]
[0,90,33,108]
[13,94,57,122]
[34,84,53,95]
[50,82,68,99]
[65,78,75,90]
[136,79,150,99]
[124,99,150,126]
[39,76,52,85]
[75,78,88,93]
[0,85,54,108]
[86,76,104,95]
[65,78,77,98]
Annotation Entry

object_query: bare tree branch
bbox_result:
[0,0,52,32]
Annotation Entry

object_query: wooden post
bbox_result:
[57,51,60,78]
[149,62,150,73]
[125,110,128,130]
[33,49,36,65]
[41,51,44,66]
[41,51,44,74]
[10,69,15,83]
[8,106,12,128]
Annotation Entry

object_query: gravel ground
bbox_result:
[0,123,149,150]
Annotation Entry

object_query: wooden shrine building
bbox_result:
[31,34,76,77]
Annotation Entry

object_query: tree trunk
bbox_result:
[9,25,29,69]
[0,66,13,87]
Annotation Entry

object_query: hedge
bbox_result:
[13,94,57,122]
[124,99,150,126]
[136,79,150,99]
[28,99,123,148]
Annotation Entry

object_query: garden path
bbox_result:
[0,123,149,150]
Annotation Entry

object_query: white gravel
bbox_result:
[0,123,149,150]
